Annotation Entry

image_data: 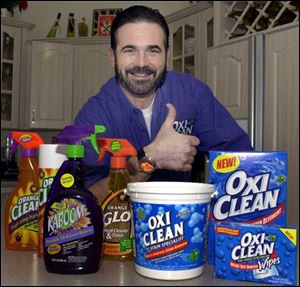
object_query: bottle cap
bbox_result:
[67,145,84,158]
[111,157,126,169]
[22,149,36,157]
[39,144,67,168]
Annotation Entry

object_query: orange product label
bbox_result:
[5,182,39,250]
[103,242,132,256]
[38,168,59,256]
[216,226,240,236]
[102,189,133,256]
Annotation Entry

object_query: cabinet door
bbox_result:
[30,42,73,129]
[73,44,113,119]
[198,8,213,82]
[207,38,249,119]
[168,8,213,82]
[264,25,299,226]
[1,25,21,128]
[168,14,200,78]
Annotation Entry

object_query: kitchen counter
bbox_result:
[0,193,266,286]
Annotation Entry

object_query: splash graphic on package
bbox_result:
[131,202,209,271]
[215,222,297,285]
[208,152,287,264]
[44,198,95,262]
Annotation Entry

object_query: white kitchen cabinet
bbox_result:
[22,38,113,129]
[207,22,299,226]
[28,41,73,129]
[206,36,249,119]
[1,18,34,129]
[166,2,213,82]
[263,24,299,226]
[73,43,113,118]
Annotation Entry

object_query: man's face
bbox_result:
[109,22,168,98]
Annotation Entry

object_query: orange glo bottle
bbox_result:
[4,132,44,250]
[97,138,136,260]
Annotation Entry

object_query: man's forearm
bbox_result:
[88,177,109,204]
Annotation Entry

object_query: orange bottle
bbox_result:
[4,132,44,250]
[97,138,136,260]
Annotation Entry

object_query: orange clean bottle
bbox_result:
[4,131,44,250]
[97,138,136,260]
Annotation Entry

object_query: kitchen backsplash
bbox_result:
[1,128,59,163]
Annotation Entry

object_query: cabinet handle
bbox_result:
[32,109,36,125]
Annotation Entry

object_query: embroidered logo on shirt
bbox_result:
[173,119,195,135]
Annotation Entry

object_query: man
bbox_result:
[75,5,253,200]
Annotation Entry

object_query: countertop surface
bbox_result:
[0,193,271,286]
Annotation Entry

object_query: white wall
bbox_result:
[14,1,191,39]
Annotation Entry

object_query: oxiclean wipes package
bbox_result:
[215,222,297,286]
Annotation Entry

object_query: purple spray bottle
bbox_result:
[43,124,106,274]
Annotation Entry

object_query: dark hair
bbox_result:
[110,5,169,51]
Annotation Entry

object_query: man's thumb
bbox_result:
[163,103,176,127]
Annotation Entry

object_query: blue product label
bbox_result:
[131,202,209,271]
[215,222,297,286]
[208,152,287,264]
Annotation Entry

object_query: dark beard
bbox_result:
[115,64,166,98]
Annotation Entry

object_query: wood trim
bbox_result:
[166,2,212,23]
[27,37,110,45]
[1,17,35,30]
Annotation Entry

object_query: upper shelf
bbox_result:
[1,17,35,30]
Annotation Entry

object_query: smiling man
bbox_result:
[111,21,167,106]
[74,5,253,201]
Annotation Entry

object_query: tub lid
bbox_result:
[126,181,214,195]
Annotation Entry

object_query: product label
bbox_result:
[213,171,280,221]
[102,189,133,256]
[208,152,287,265]
[212,154,240,173]
[19,134,32,143]
[39,168,58,207]
[7,181,39,248]
[215,222,297,286]
[38,167,59,256]
[45,198,95,256]
[60,173,74,188]
[110,140,122,152]
[131,202,210,271]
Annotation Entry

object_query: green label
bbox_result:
[24,220,38,232]
[120,238,132,251]
[110,140,122,152]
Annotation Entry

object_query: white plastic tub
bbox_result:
[126,182,214,280]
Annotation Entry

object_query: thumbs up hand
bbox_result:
[144,103,200,172]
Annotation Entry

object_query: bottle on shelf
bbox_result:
[46,12,62,38]
[67,13,75,37]
[78,17,88,37]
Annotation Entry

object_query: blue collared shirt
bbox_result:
[75,71,253,187]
